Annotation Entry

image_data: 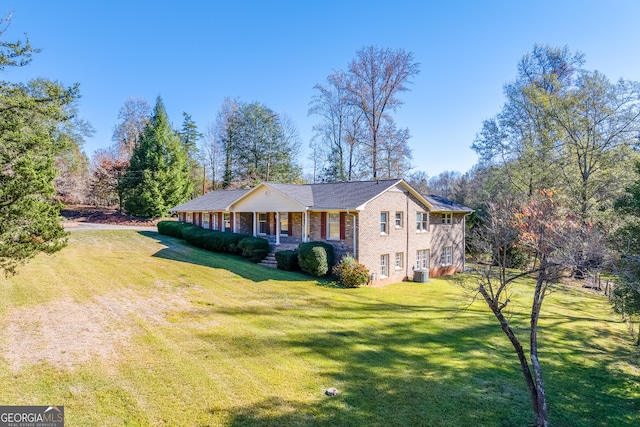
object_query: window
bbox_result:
[223,213,231,231]
[328,212,340,240]
[441,246,453,266]
[380,212,389,234]
[258,213,268,234]
[280,213,289,236]
[395,212,403,228]
[202,213,209,229]
[212,214,218,230]
[186,212,193,224]
[395,252,404,270]
[380,254,389,278]
[416,212,428,232]
[442,213,452,224]
[416,249,430,270]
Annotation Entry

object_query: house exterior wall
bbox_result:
[170,183,469,285]
[428,212,466,277]
[308,211,354,260]
[357,187,432,286]
[238,212,253,235]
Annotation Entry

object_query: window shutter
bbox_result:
[288,212,293,235]
[340,212,346,240]
[198,213,202,226]
[321,212,326,239]
[209,213,213,229]
[230,212,234,232]
[218,212,223,230]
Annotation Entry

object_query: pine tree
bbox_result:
[179,112,203,197]
[120,96,192,218]
[0,18,78,276]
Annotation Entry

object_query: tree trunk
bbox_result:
[530,265,549,427]
[478,284,540,417]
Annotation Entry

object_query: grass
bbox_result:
[0,230,638,426]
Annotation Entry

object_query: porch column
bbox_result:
[303,210,308,242]
[275,212,280,245]
[253,212,257,237]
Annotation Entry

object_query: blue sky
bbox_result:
[3,0,640,177]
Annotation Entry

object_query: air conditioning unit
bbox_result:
[413,269,429,283]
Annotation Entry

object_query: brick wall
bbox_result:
[428,212,466,277]
[357,187,431,286]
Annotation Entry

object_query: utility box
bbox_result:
[413,269,429,283]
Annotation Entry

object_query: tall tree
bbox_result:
[213,97,240,188]
[179,112,204,197]
[545,71,640,220]
[377,119,412,179]
[0,15,78,274]
[213,99,302,187]
[346,46,420,178]
[53,96,94,204]
[120,96,191,218]
[472,44,640,222]
[473,45,585,199]
[309,70,365,181]
[613,161,640,344]
[112,96,151,159]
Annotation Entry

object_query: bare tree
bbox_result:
[309,70,366,181]
[112,97,151,159]
[346,46,420,178]
[377,119,412,178]
[201,122,223,191]
[465,191,577,427]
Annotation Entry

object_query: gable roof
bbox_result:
[423,194,473,213]
[307,179,402,210]
[170,189,249,212]
[170,180,470,213]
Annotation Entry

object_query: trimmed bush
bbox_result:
[157,220,194,238]
[238,236,270,257]
[181,225,211,248]
[275,250,299,271]
[238,236,270,262]
[298,241,335,276]
[222,232,247,254]
[333,255,370,288]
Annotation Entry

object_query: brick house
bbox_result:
[170,179,472,286]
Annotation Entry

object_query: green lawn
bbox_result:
[0,231,638,426]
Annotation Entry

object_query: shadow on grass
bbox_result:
[210,296,639,427]
[140,231,318,283]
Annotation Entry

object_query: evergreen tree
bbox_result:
[0,16,78,275]
[120,96,191,218]
[179,112,203,197]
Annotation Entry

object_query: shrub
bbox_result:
[275,250,299,271]
[202,231,226,252]
[157,220,193,239]
[222,232,247,254]
[181,225,211,248]
[238,236,270,260]
[298,241,335,276]
[333,255,370,288]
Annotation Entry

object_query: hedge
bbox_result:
[157,220,268,261]
[298,241,335,276]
